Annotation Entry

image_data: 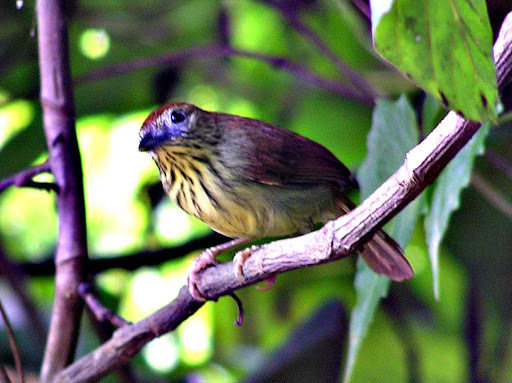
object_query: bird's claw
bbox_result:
[186,248,218,301]
[233,247,254,283]
[234,245,277,291]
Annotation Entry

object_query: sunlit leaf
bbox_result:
[424,122,489,299]
[344,96,422,382]
[371,0,498,122]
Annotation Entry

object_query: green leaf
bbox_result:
[344,266,389,383]
[344,96,423,382]
[424,122,489,299]
[358,96,419,197]
[371,0,498,122]
[422,94,445,137]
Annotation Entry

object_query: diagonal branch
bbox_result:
[76,45,375,106]
[54,10,512,383]
[51,9,512,383]
[264,1,379,102]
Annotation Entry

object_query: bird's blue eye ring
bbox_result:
[171,110,186,124]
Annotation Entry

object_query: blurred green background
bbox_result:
[1,0,512,382]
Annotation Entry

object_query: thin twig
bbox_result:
[0,366,10,383]
[0,161,54,194]
[267,2,379,102]
[350,0,371,19]
[471,171,512,220]
[0,299,24,383]
[84,309,139,383]
[76,45,375,105]
[19,232,227,276]
[484,150,512,179]
[56,287,204,382]
[228,293,244,326]
[78,283,130,328]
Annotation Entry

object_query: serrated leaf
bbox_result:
[371,0,498,122]
[344,96,423,383]
[424,122,489,299]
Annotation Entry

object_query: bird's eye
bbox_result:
[170,110,186,124]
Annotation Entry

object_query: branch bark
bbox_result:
[36,0,89,381]
[54,10,512,383]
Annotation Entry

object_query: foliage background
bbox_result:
[0,0,512,382]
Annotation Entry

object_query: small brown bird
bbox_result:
[139,102,413,300]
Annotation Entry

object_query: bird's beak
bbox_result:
[139,131,164,152]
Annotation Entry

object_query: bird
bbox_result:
[139,102,413,300]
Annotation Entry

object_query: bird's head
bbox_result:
[139,102,219,153]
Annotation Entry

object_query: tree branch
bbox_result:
[0,161,55,194]
[55,287,203,383]
[18,232,228,276]
[264,1,379,102]
[36,0,89,381]
[54,10,512,383]
[76,45,375,106]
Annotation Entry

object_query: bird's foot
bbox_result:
[187,237,251,301]
[233,245,276,290]
[187,247,218,301]
[233,246,255,283]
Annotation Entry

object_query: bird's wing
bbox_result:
[220,114,352,186]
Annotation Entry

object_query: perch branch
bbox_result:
[37,0,89,381]
[55,114,479,383]
[54,10,512,383]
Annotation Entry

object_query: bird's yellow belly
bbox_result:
[171,178,336,238]
[158,152,338,239]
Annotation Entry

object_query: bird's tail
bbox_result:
[334,191,413,281]
[359,230,413,281]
